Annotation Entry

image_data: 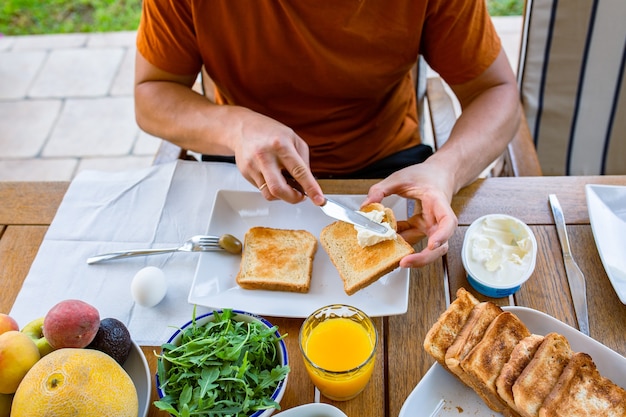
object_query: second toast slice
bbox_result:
[461,311,531,416]
[445,301,504,386]
[513,333,572,417]
[423,287,480,369]
[538,352,626,416]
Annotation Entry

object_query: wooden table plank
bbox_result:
[387,240,444,417]
[0,225,48,313]
[0,182,68,226]
[453,175,625,225]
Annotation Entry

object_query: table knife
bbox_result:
[548,194,590,336]
[283,173,389,235]
[320,197,389,234]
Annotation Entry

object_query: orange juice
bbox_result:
[300,305,377,401]
[306,318,372,371]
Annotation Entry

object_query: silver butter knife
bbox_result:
[321,197,389,235]
[282,174,388,235]
[549,194,590,336]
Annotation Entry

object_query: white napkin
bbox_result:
[10,160,256,345]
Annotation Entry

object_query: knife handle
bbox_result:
[282,172,306,195]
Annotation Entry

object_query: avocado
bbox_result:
[87,317,132,365]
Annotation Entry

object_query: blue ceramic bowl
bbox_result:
[462,214,537,298]
[156,310,288,417]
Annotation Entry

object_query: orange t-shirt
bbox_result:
[137,0,500,175]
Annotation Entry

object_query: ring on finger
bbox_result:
[258,182,268,191]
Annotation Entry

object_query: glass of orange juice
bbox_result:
[299,304,377,401]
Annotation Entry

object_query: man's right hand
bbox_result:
[134,51,324,206]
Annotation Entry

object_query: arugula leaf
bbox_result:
[155,308,289,416]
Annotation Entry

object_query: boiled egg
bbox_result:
[131,266,167,307]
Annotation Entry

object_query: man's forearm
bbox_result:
[434,82,521,192]
[134,80,236,156]
[425,48,521,195]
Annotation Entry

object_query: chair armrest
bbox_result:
[502,112,542,176]
[425,76,457,151]
[425,76,542,177]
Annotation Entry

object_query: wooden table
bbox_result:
[2,176,625,417]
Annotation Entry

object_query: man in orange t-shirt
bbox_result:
[135,0,521,268]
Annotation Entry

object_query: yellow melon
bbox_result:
[11,348,138,417]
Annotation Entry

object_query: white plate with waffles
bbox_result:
[188,190,410,318]
[399,306,626,416]
[585,184,626,304]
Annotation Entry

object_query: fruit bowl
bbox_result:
[155,309,289,417]
[125,341,152,417]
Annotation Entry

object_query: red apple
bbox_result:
[43,300,100,349]
[0,314,18,336]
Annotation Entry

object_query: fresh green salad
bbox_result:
[155,309,290,417]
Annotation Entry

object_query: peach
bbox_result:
[43,300,100,349]
[0,314,19,336]
[0,331,40,394]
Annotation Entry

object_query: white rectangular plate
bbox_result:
[399,306,626,416]
[585,184,626,304]
[188,190,410,318]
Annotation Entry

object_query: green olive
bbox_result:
[219,234,243,254]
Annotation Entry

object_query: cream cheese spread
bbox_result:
[465,216,534,286]
[354,210,396,247]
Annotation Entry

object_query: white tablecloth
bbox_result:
[11,160,256,345]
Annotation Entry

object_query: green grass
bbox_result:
[0,0,142,36]
[487,0,525,16]
[0,0,523,37]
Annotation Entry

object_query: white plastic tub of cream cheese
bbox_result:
[461,214,537,297]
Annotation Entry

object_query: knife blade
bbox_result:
[320,197,389,235]
[548,194,590,336]
[282,173,389,235]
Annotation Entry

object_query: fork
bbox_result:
[87,234,241,264]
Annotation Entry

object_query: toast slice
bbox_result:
[461,311,531,416]
[423,287,480,369]
[512,332,573,417]
[236,227,317,293]
[538,352,626,417]
[496,334,545,412]
[320,202,414,295]
[445,301,503,386]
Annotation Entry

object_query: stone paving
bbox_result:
[0,31,160,181]
[0,16,523,182]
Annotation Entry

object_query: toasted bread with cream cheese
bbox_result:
[423,288,480,369]
[320,202,414,295]
[461,311,531,416]
[496,334,545,412]
[236,227,317,293]
[538,352,626,417]
[513,333,572,417]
